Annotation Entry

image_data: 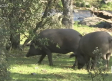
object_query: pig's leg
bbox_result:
[72,57,77,68]
[38,54,46,64]
[106,53,111,68]
[46,51,53,66]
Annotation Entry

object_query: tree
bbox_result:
[0,1,11,80]
[61,0,74,29]
[4,0,44,49]
[23,0,62,46]
[3,0,74,49]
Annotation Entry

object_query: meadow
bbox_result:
[9,25,112,81]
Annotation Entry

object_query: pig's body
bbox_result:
[26,29,82,66]
[74,31,112,69]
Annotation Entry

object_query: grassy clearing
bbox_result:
[9,26,112,81]
[9,53,87,81]
[9,51,112,81]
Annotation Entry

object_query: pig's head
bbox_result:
[26,42,42,57]
[74,52,86,69]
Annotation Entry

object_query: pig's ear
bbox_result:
[69,53,77,58]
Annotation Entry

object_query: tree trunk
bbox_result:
[9,17,20,49]
[61,0,73,29]
[10,32,20,49]
[8,5,20,49]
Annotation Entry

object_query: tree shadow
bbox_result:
[11,72,89,81]
[9,53,112,71]
[11,71,112,81]
[9,53,112,81]
[9,53,76,68]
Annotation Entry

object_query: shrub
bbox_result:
[88,47,108,81]
[0,50,11,81]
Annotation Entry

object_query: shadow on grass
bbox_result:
[11,72,91,81]
[9,53,75,68]
[11,71,112,81]
[9,53,112,81]
[9,53,112,70]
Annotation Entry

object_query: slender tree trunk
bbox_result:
[8,4,20,49]
[9,13,20,49]
[61,0,73,29]
[10,32,20,49]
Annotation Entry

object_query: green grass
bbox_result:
[9,26,112,81]
[74,0,112,10]
[100,2,112,11]
[9,50,112,81]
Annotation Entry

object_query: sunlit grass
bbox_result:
[100,2,112,11]
[9,49,112,81]
[9,53,90,81]
[73,23,112,35]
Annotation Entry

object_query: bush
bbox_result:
[100,2,112,10]
[88,47,108,81]
[0,50,11,81]
[0,12,11,81]
[74,1,91,8]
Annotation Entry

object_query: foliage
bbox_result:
[5,0,45,44]
[0,15,11,81]
[73,0,112,10]
[6,0,44,31]
[100,2,112,10]
[88,47,108,81]
[73,0,98,8]
[1,0,72,49]
[21,0,65,46]
[0,50,11,81]
[74,0,91,8]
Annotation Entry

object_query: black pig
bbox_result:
[26,29,82,66]
[73,31,112,69]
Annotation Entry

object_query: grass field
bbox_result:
[9,26,112,81]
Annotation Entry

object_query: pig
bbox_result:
[72,31,112,69]
[26,29,82,66]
